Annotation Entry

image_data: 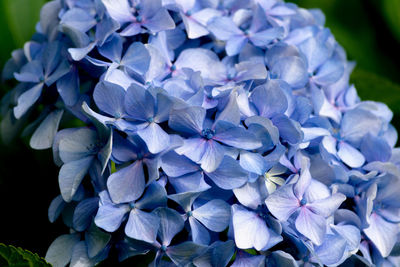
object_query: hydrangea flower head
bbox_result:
[2,0,400,266]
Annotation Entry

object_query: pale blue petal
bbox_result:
[125,209,160,243]
[295,207,326,245]
[192,199,231,232]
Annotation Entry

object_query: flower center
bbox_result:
[201,128,215,139]
[300,198,307,206]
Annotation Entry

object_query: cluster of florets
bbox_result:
[2,0,400,266]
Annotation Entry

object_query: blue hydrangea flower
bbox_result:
[1,0,400,266]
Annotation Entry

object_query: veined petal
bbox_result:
[125,209,160,243]
[295,207,326,245]
[192,199,231,232]
[265,185,299,221]
[137,122,170,154]
[307,193,346,217]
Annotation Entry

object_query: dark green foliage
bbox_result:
[0,243,51,267]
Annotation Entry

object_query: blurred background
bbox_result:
[0,0,399,259]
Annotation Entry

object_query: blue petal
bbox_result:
[59,128,97,163]
[267,251,298,267]
[189,216,210,245]
[207,17,242,40]
[137,122,170,154]
[48,195,66,223]
[271,115,303,145]
[59,156,94,202]
[313,58,344,86]
[85,224,111,258]
[235,61,268,82]
[60,8,96,33]
[125,84,155,121]
[57,68,80,106]
[199,140,227,173]
[295,207,326,245]
[95,192,129,232]
[175,137,207,163]
[193,240,235,267]
[265,185,299,221]
[233,181,265,210]
[45,234,80,267]
[226,35,249,56]
[73,197,99,231]
[135,181,167,210]
[269,56,308,89]
[169,172,211,193]
[250,81,288,118]
[13,83,43,119]
[168,191,201,212]
[93,81,126,118]
[206,156,249,190]
[360,134,392,163]
[215,92,241,125]
[231,252,265,267]
[337,141,365,168]
[293,157,311,199]
[213,121,262,150]
[307,193,346,217]
[70,241,96,267]
[364,213,399,257]
[249,27,284,47]
[192,199,231,232]
[14,60,43,83]
[174,48,226,84]
[122,42,151,75]
[166,242,208,266]
[144,8,175,33]
[312,234,347,266]
[30,109,63,150]
[125,209,160,243]
[232,204,270,251]
[239,151,267,176]
[161,151,200,177]
[169,106,205,135]
[154,207,185,246]
[107,161,146,204]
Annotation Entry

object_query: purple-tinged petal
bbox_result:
[206,156,248,190]
[192,199,231,232]
[265,185,299,221]
[181,14,209,39]
[364,213,399,257]
[232,204,270,251]
[293,157,311,199]
[125,209,160,243]
[94,201,128,233]
[144,8,175,33]
[337,141,365,168]
[107,161,146,204]
[121,42,150,75]
[295,207,326,245]
[307,193,346,217]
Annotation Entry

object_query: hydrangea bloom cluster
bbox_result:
[2,0,400,266]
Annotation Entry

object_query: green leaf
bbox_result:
[381,0,400,42]
[351,68,400,113]
[0,243,51,267]
[1,0,46,47]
